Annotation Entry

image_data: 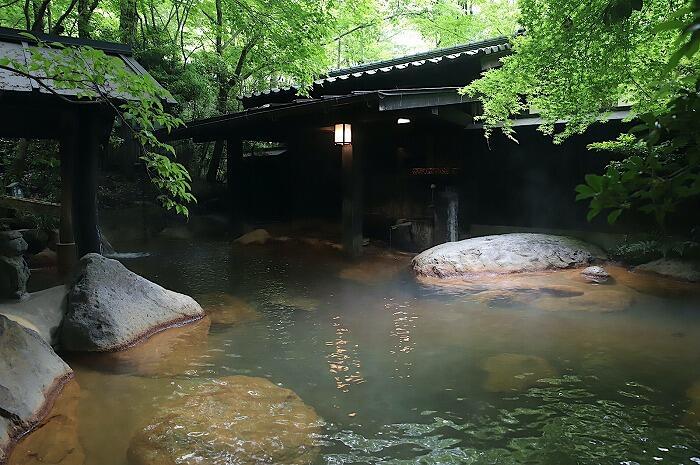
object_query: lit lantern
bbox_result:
[334,123,352,145]
[397,118,411,124]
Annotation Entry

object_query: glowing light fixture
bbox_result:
[397,118,411,124]
[334,123,352,145]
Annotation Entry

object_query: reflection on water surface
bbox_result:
[35,239,700,464]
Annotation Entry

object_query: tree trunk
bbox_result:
[205,0,228,183]
[50,0,78,35]
[207,139,225,182]
[78,0,91,38]
[119,0,138,45]
[205,83,229,182]
[31,0,47,32]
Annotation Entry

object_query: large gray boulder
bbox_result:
[412,233,606,279]
[60,254,204,352]
[0,315,73,463]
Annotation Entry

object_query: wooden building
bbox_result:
[166,36,626,256]
[0,27,173,264]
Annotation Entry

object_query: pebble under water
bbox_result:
[27,239,700,465]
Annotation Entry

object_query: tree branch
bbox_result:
[50,0,79,34]
[30,0,53,32]
[330,9,430,43]
[0,63,101,105]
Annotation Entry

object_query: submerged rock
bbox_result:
[234,229,272,245]
[339,253,412,285]
[60,254,203,352]
[0,285,67,345]
[127,376,322,465]
[609,265,700,299]
[268,294,320,312]
[533,287,635,313]
[70,316,212,377]
[0,315,73,463]
[472,285,584,308]
[481,353,556,393]
[8,380,84,465]
[635,258,700,283]
[580,266,610,284]
[198,292,260,325]
[412,234,605,279]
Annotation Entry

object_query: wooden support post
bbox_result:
[445,186,459,242]
[226,137,244,230]
[342,142,362,258]
[72,112,111,258]
[57,134,77,274]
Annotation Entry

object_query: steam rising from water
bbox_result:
[59,239,700,465]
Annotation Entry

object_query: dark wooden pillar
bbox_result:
[445,186,459,242]
[342,139,363,258]
[72,112,112,257]
[226,137,244,229]
[57,133,78,274]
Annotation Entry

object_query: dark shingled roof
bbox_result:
[0,26,174,103]
[241,35,511,106]
[327,36,511,77]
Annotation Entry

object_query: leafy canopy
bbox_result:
[464,0,699,142]
[575,0,700,228]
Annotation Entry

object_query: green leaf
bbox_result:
[587,208,601,222]
[584,174,604,192]
[575,184,596,200]
[607,209,623,224]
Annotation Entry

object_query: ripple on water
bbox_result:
[321,375,700,464]
[43,240,700,465]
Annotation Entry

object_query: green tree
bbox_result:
[575,0,700,228]
[464,0,698,142]
[411,0,519,48]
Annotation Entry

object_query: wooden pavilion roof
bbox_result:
[0,27,173,139]
[240,35,512,108]
[0,26,174,104]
